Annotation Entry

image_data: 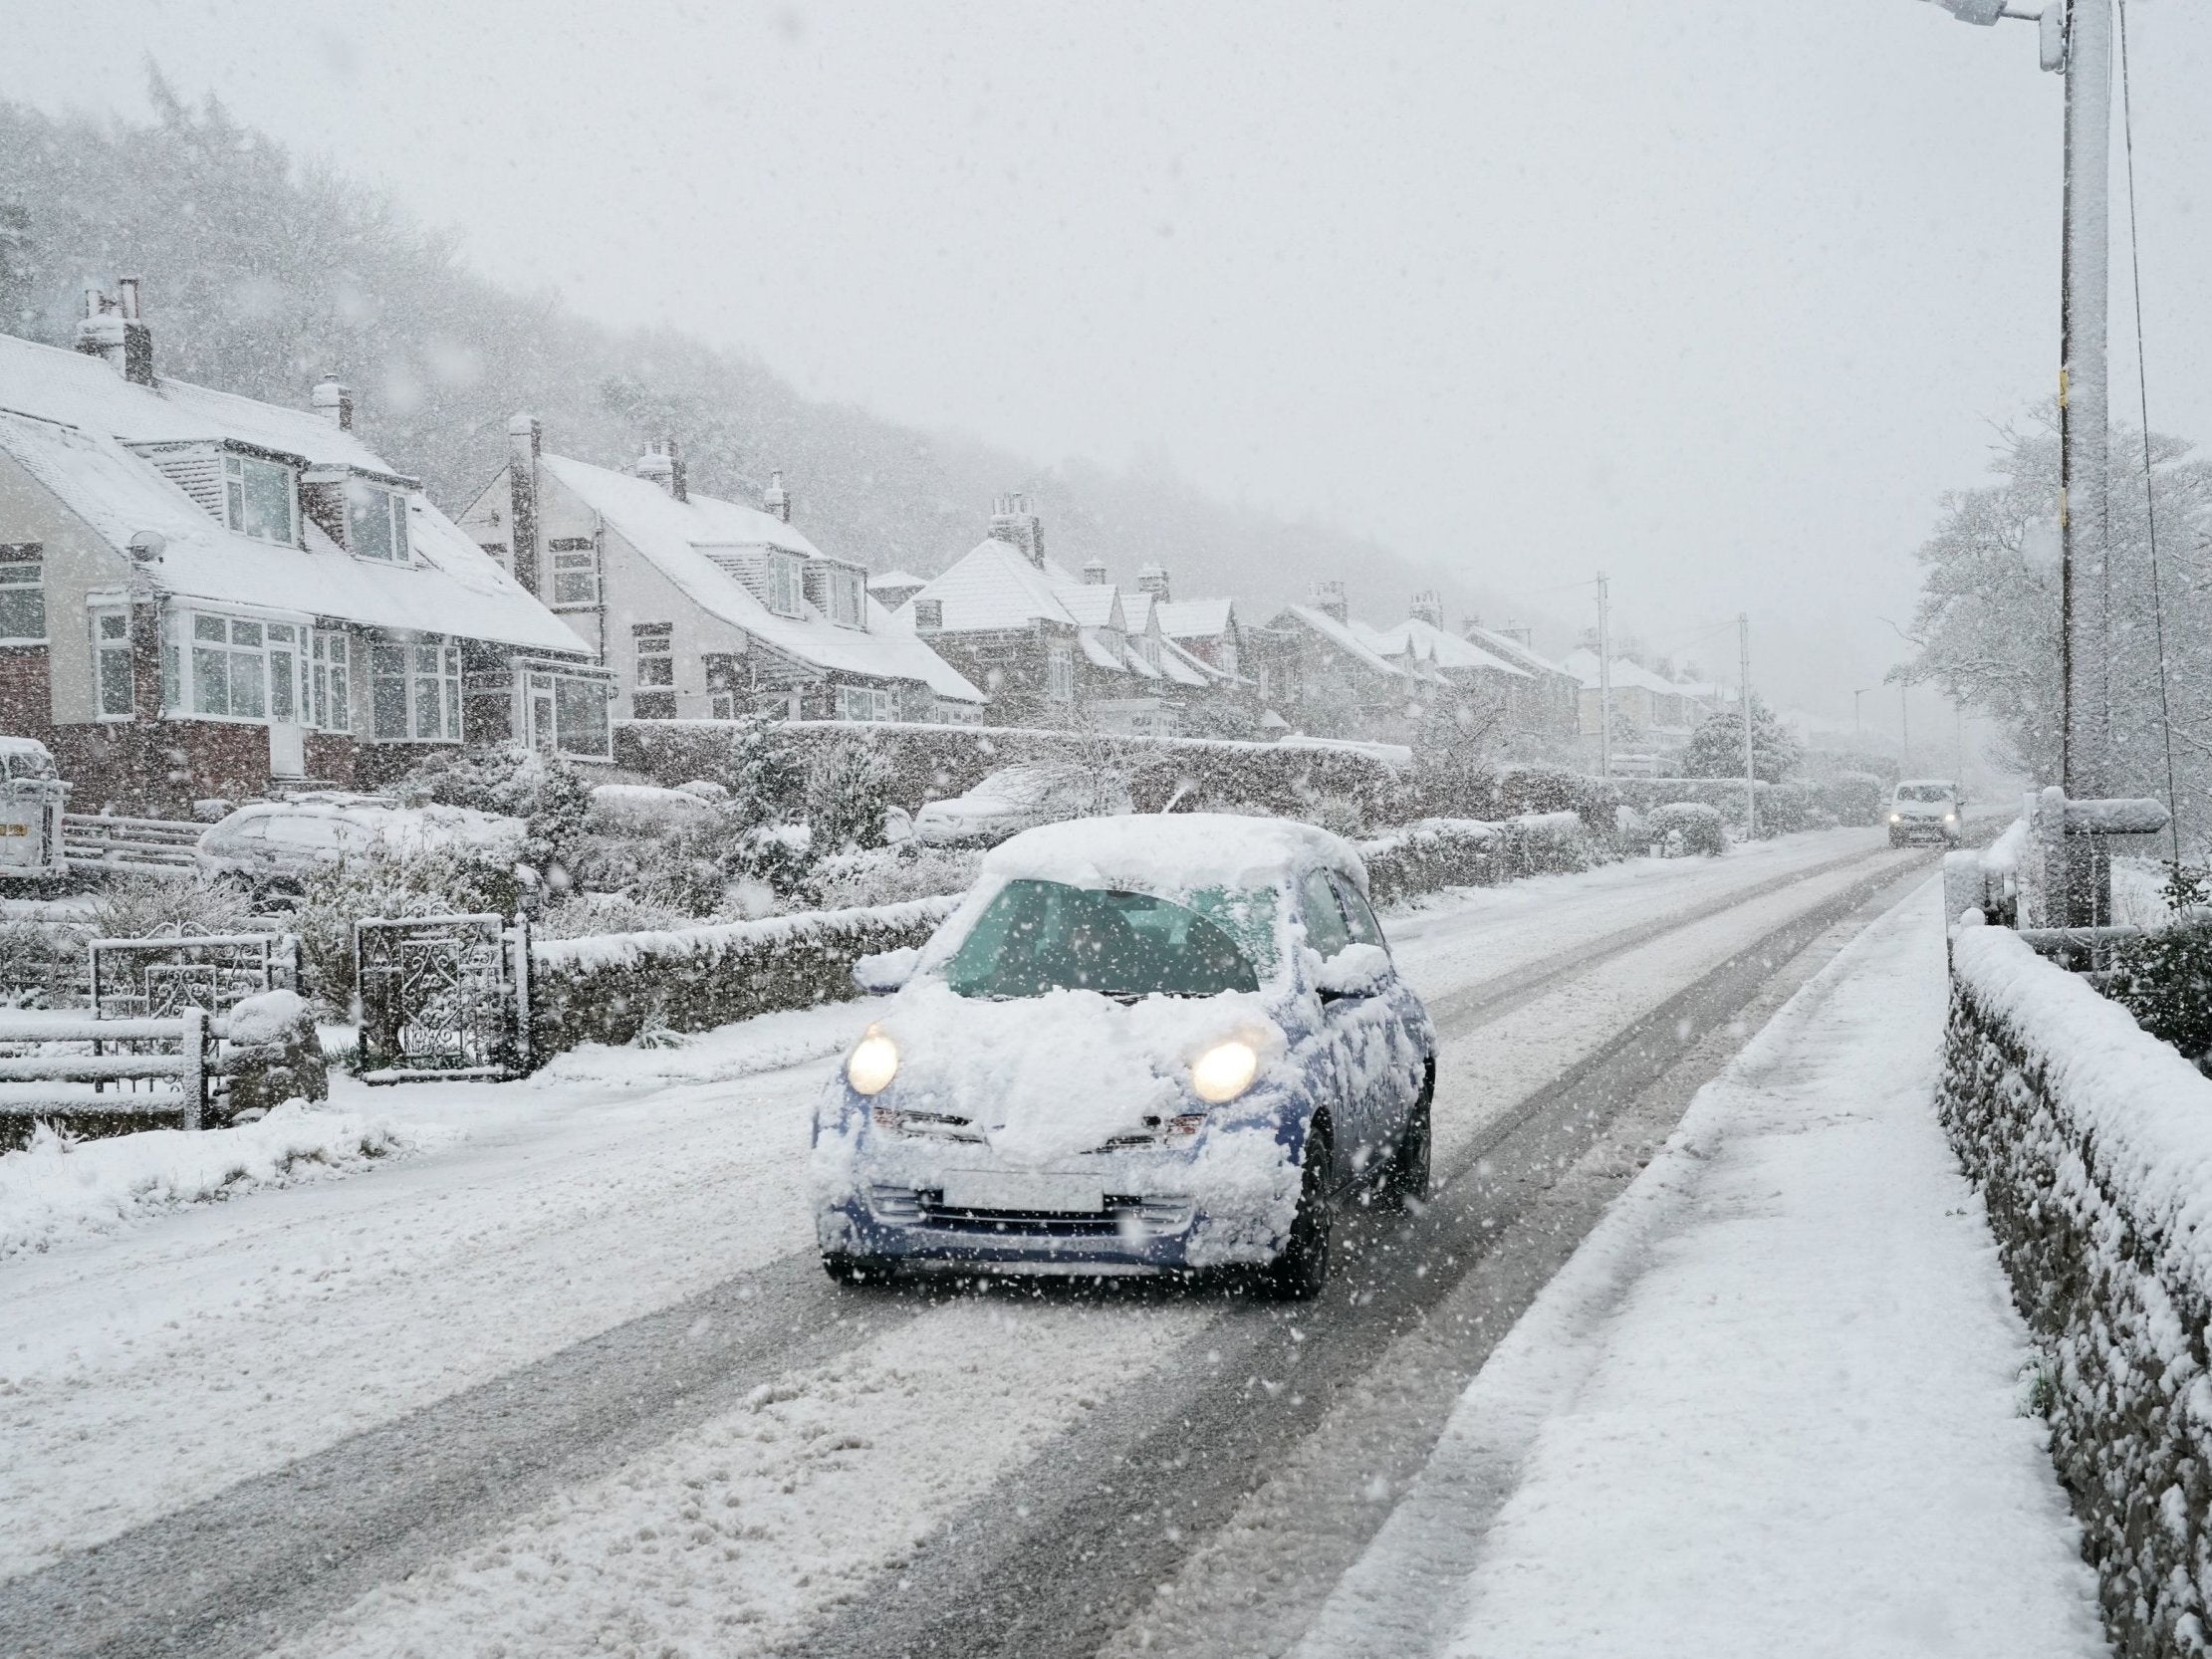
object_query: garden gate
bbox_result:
[355,914,531,1082]
[89,933,292,1020]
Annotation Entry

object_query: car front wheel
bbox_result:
[1259,1127,1335,1301]
[1377,1061,1434,1210]
[822,1253,896,1289]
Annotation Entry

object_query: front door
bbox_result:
[266,623,307,777]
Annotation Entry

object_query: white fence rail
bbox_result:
[0,1011,219,1128]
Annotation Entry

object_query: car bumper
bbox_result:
[811,1117,1302,1275]
[1889,820,1959,841]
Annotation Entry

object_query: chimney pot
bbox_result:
[764,468,791,523]
[1136,563,1170,603]
[1310,579,1349,625]
[312,374,355,431]
[666,434,688,503]
[507,411,543,457]
[1083,557,1108,586]
[1410,589,1443,629]
[631,443,677,495]
[76,279,153,383]
[987,493,1046,569]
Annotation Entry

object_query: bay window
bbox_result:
[836,683,891,722]
[223,454,297,546]
[169,612,312,724]
[522,665,614,761]
[369,637,462,742]
[346,480,410,563]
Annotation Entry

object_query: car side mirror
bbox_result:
[1316,942,1390,1001]
[853,947,919,995]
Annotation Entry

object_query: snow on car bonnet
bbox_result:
[979,814,1368,897]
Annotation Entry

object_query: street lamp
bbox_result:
[1853,687,1871,748]
[1919,0,2108,798]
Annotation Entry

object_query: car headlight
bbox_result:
[847,1027,899,1095]
[1945,812,1957,822]
[1889,813,1901,823]
[1191,1039,1260,1104]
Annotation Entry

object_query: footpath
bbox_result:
[1306,881,2112,1658]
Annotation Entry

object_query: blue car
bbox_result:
[808,815,1436,1299]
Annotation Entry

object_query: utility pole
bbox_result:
[1739,613,1756,839]
[1901,684,1911,774]
[1596,573,1613,780]
[1853,687,1870,748]
[2060,0,2112,799]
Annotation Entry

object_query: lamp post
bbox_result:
[1920,0,2109,800]
[1853,687,1871,747]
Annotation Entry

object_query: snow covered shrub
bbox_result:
[1305,795,1368,838]
[0,919,80,1007]
[530,890,697,941]
[805,739,892,852]
[801,843,981,911]
[1820,770,1886,828]
[1645,802,1728,857]
[1360,820,1503,906]
[391,743,593,871]
[92,872,257,940]
[1503,810,1595,875]
[2106,867,2212,1072]
[294,846,524,1013]
[1943,924,2212,1657]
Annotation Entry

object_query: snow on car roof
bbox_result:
[981,814,1367,894]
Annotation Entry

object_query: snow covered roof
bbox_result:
[981,813,1370,895]
[1057,584,1125,631]
[1157,597,1236,641]
[1561,649,1718,700]
[1357,617,1531,679]
[1279,604,1413,681]
[1080,631,1125,672]
[1156,636,1217,687]
[902,539,1081,633]
[1463,623,1572,679]
[0,409,591,654]
[539,452,981,702]
[867,569,925,592]
[0,333,406,478]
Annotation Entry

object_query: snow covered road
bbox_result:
[0,830,1947,1659]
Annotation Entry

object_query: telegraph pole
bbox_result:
[2059,0,2113,798]
[1596,573,1613,780]
[1739,612,1756,838]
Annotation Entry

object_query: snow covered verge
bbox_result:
[528,894,959,1054]
[1945,921,2212,1657]
[0,1099,432,1261]
[1302,887,2105,1659]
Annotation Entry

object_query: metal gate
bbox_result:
[355,914,531,1082]
[90,933,290,1021]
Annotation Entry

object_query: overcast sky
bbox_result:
[6,0,2210,745]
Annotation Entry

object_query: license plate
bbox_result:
[938,1172,1106,1214]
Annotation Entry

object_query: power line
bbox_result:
[2117,0,2184,870]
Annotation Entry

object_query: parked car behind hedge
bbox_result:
[913,765,1134,847]
[196,796,526,895]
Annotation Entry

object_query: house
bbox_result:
[1563,648,1731,755]
[897,496,1231,736]
[1456,614,1584,742]
[1248,582,1437,744]
[866,570,928,611]
[1356,592,1540,738]
[0,282,609,816]
[458,434,984,726]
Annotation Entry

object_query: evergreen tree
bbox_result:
[1683,695,1800,785]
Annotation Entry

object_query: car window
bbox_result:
[1896,783,1953,803]
[943,879,1261,1000]
[266,817,345,848]
[1333,874,1387,952]
[219,818,271,844]
[1300,868,1353,959]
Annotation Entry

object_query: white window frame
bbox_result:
[633,623,674,688]
[346,479,411,564]
[1047,642,1075,703]
[828,568,864,628]
[309,629,352,733]
[92,606,133,720]
[836,683,892,722]
[0,555,46,644]
[550,537,600,607]
[222,453,298,546]
[522,665,614,762]
[767,552,805,618]
[369,636,462,743]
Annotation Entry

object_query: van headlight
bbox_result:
[1889,813,1902,823]
[1191,1039,1260,1104]
[847,1027,900,1095]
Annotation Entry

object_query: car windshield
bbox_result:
[943,878,1276,1000]
[1896,784,1953,803]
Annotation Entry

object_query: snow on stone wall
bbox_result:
[529,895,960,1055]
[1942,922,2212,1658]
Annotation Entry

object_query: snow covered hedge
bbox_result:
[528,895,960,1055]
[1358,812,1592,906]
[1942,922,2212,1657]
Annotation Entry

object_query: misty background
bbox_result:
[5,0,2210,766]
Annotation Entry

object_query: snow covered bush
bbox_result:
[805,739,892,853]
[529,896,958,1054]
[1943,923,2212,1656]
[800,843,981,911]
[92,872,256,940]
[390,742,594,871]
[1305,795,1369,838]
[1645,802,1728,857]
[2105,867,2212,1072]
[0,918,84,1008]
[1360,820,1503,905]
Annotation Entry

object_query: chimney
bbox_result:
[311,374,355,431]
[75,278,154,384]
[507,412,543,597]
[666,434,688,503]
[987,492,1046,569]
[1410,590,1442,629]
[763,469,791,523]
[1083,557,1108,586]
[1136,563,1170,603]
[1310,579,1348,625]
[631,441,676,495]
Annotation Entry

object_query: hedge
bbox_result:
[1942,921,2212,1657]
[1359,812,1593,907]
[529,895,959,1055]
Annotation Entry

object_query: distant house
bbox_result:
[1562,648,1731,752]
[1355,592,1583,746]
[0,282,606,816]
[1457,617,1583,741]
[1249,582,1435,744]
[897,496,1233,736]
[458,433,983,726]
